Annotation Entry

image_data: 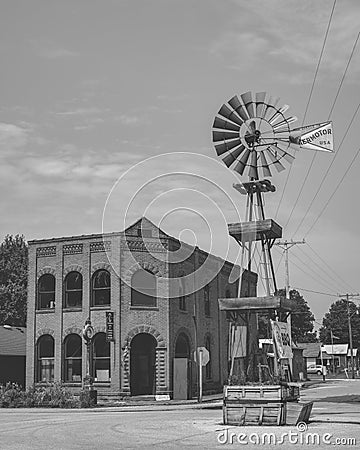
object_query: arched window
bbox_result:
[204,285,210,317]
[179,275,186,311]
[175,333,190,358]
[92,332,110,382]
[91,270,110,306]
[63,334,82,382]
[131,269,156,307]
[37,274,55,309]
[36,334,54,382]
[205,335,212,380]
[64,271,82,308]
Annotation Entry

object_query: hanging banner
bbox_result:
[289,121,333,152]
[271,320,292,359]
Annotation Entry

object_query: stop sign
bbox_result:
[193,347,210,366]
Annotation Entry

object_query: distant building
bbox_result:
[296,342,321,368]
[0,325,26,386]
[26,217,238,398]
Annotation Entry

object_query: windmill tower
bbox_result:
[212,91,333,384]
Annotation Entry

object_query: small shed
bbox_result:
[0,325,26,387]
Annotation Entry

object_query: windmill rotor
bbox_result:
[212,91,300,179]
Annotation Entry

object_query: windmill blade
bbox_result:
[259,151,272,177]
[215,138,242,156]
[269,144,295,164]
[248,150,259,179]
[228,95,249,121]
[212,130,239,142]
[213,116,240,132]
[240,91,255,118]
[269,104,290,125]
[255,92,267,118]
[266,148,286,172]
[272,116,298,131]
[233,148,251,175]
[263,96,280,121]
[222,145,246,167]
[218,104,244,126]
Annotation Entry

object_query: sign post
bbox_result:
[193,346,210,403]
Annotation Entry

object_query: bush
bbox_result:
[0,382,80,408]
[79,389,97,408]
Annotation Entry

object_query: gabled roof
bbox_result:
[296,342,320,358]
[0,325,26,356]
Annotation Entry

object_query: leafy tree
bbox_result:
[0,235,28,326]
[276,288,316,343]
[319,299,360,347]
[258,289,317,343]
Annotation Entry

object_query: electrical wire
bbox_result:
[304,146,360,237]
[292,286,337,297]
[295,244,352,294]
[292,100,360,238]
[305,242,357,293]
[275,0,337,220]
[291,248,342,293]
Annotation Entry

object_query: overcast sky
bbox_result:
[1,0,360,326]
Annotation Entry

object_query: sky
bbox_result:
[1,0,360,327]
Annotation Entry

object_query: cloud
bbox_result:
[210,0,360,82]
[55,107,108,116]
[114,114,142,126]
[28,39,79,59]
[0,123,29,153]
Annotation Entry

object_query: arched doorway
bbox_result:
[130,333,157,396]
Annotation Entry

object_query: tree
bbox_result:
[274,288,316,343]
[319,299,360,347]
[258,289,317,343]
[0,234,28,326]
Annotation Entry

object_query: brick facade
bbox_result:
[26,218,238,398]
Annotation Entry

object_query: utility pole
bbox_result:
[275,239,306,299]
[338,293,359,380]
[274,239,305,379]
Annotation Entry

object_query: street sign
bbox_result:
[106,311,115,342]
[271,320,292,359]
[193,346,210,366]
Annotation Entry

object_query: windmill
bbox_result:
[213,91,333,384]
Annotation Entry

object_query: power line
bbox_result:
[296,244,352,294]
[275,0,337,221]
[304,146,360,237]
[292,286,337,297]
[291,31,360,238]
[305,242,357,293]
[291,248,342,293]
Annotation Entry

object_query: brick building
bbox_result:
[26,217,238,398]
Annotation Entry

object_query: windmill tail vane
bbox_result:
[212,91,334,180]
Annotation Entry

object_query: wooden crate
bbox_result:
[286,402,313,425]
[224,385,286,402]
[223,402,285,426]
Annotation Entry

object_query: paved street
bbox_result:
[1,380,360,449]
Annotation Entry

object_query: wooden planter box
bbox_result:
[223,385,286,426]
[224,402,285,426]
[224,384,286,402]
